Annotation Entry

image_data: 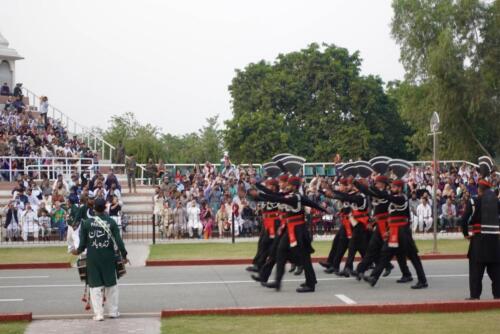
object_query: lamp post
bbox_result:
[429,112,441,253]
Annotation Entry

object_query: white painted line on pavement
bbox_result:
[0,276,49,279]
[0,274,469,289]
[0,299,23,302]
[335,294,356,305]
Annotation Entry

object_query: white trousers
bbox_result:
[90,285,119,318]
[417,217,433,232]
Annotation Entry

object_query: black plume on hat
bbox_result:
[262,162,281,178]
[478,156,493,179]
[388,159,412,179]
[357,161,374,178]
[369,156,391,175]
[341,162,358,178]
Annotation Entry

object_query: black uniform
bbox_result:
[355,183,411,278]
[367,189,427,287]
[253,189,325,291]
[333,190,370,274]
[461,188,500,299]
[251,201,280,271]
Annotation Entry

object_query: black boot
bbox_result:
[296,285,315,293]
[355,271,364,281]
[397,276,413,283]
[382,263,394,277]
[319,261,330,269]
[294,266,303,276]
[363,275,377,287]
[251,274,262,282]
[411,281,428,289]
[264,281,281,291]
[324,267,339,274]
[246,265,259,273]
[289,264,297,273]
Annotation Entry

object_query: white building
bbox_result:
[0,32,23,90]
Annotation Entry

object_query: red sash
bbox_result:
[341,213,352,239]
[283,214,305,247]
[352,209,369,229]
[262,211,280,239]
[388,216,409,248]
[374,212,389,238]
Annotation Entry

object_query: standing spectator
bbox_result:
[157,159,166,180]
[216,203,229,238]
[145,158,158,186]
[187,200,201,238]
[3,201,20,241]
[153,187,164,229]
[39,96,49,127]
[161,201,174,238]
[104,169,120,191]
[416,197,433,232]
[13,96,25,113]
[115,141,125,173]
[200,201,213,239]
[440,197,458,231]
[52,201,67,241]
[125,155,137,193]
[13,83,23,97]
[0,82,10,96]
[21,203,39,241]
[172,201,188,238]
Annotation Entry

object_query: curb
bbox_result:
[0,263,71,270]
[161,300,500,318]
[146,254,467,267]
[0,313,32,322]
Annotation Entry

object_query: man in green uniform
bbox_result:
[72,198,128,321]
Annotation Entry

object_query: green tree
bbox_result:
[225,43,410,161]
[391,0,500,159]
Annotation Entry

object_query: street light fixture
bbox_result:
[430,112,440,253]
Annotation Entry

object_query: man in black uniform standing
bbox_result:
[461,169,500,300]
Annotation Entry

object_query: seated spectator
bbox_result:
[12,96,25,113]
[104,169,120,191]
[440,197,459,231]
[0,82,10,96]
[416,196,433,232]
[37,207,51,241]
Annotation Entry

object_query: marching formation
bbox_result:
[245,154,500,299]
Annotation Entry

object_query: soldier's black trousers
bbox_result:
[469,259,500,299]
[344,224,369,270]
[356,229,411,276]
[371,229,427,283]
[327,226,349,270]
[275,224,317,288]
[252,229,274,270]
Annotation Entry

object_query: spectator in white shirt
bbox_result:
[21,204,39,241]
[416,197,433,232]
[187,200,201,238]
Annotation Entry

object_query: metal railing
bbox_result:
[0,156,94,182]
[21,87,115,161]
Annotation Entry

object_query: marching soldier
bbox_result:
[249,160,326,293]
[354,176,413,282]
[461,157,500,300]
[363,176,428,289]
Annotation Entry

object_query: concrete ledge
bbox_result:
[161,300,500,318]
[0,313,32,322]
[0,262,71,270]
[147,254,467,267]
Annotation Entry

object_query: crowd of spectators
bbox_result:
[1,169,124,242]
[0,84,98,181]
[150,159,499,240]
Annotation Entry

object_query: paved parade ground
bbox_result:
[0,259,494,318]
